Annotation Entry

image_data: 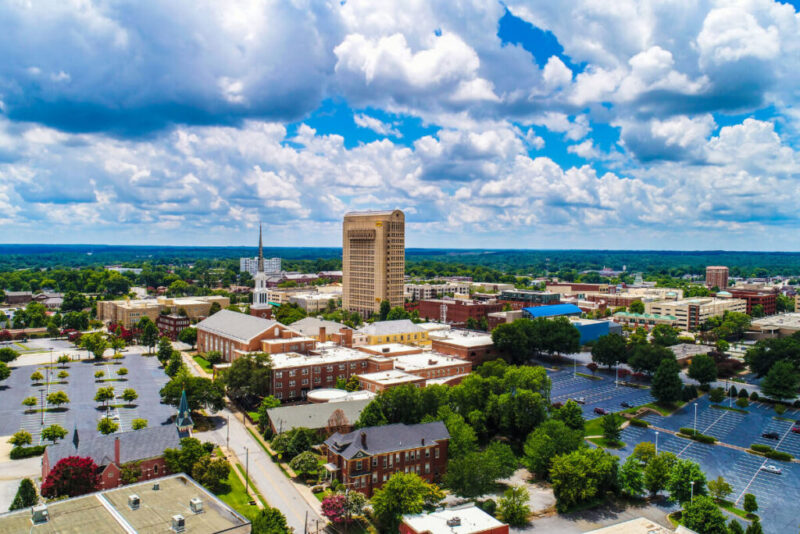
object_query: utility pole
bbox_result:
[244,447,250,498]
[40,388,45,425]
[655,431,659,455]
[693,402,698,435]
[226,416,230,451]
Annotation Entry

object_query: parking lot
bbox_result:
[0,351,175,446]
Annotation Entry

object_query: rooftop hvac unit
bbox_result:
[31,505,49,524]
[446,517,461,527]
[128,494,140,510]
[189,497,204,514]
[172,515,186,532]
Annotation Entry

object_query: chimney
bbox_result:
[360,431,367,448]
[421,438,425,445]
[114,436,121,465]
[319,327,326,342]
[342,328,353,348]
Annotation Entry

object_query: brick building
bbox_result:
[497,289,561,308]
[545,282,610,295]
[156,313,190,340]
[358,352,471,393]
[196,309,314,362]
[417,299,503,326]
[705,266,729,289]
[323,422,449,496]
[270,346,373,401]
[727,289,777,316]
[42,426,180,490]
[430,331,498,366]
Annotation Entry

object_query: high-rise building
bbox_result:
[705,266,729,289]
[342,210,405,317]
[240,256,281,276]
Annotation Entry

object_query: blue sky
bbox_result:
[2,1,800,250]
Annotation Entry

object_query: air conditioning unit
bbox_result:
[31,505,49,524]
[128,494,140,510]
[446,517,461,527]
[172,515,186,532]
[153,482,160,491]
[189,497,204,514]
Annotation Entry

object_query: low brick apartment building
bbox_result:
[324,422,449,497]
[727,289,777,316]
[196,309,315,362]
[417,299,503,326]
[430,330,498,366]
[358,352,471,393]
[156,313,190,340]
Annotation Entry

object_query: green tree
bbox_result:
[743,493,758,516]
[61,291,88,313]
[549,448,619,512]
[95,386,115,409]
[178,327,197,349]
[9,478,38,510]
[30,371,44,383]
[208,302,222,316]
[386,307,410,320]
[166,352,184,377]
[497,485,530,527]
[601,413,622,444]
[289,451,319,478]
[651,357,682,405]
[591,333,627,368]
[160,370,226,412]
[122,388,138,404]
[157,337,173,364]
[140,319,159,353]
[628,344,674,375]
[681,495,729,534]
[0,347,19,362]
[120,462,142,485]
[97,418,119,435]
[47,390,70,408]
[371,473,444,532]
[651,324,680,346]
[21,396,37,410]
[79,331,108,359]
[552,399,585,431]
[445,442,517,498]
[666,458,706,505]
[164,437,207,474]
[618,456,645,498]
[131,418,148,430]
[628,300,645,314]
[251,507,290,534]
[688,353,717,387]
[632,442,656,465]
[523,419,583,479]
[644,452,677,496]
[745,520,764,534]
[0,362,9,382]
[41,424,68,443]
[221,352,272,407]
[57,370,69,380]
[379,300,391,321]
[707,476,732,502]
[256,395,281,432]
[761,360,799,401]
[728,519,745,534]
[344,375,360,391]
[191,455,230,493]
[8,430,33,447]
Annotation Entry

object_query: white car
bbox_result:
[761,464,782,475]
[98,414,120,421]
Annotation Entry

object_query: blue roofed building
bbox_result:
[521,303,582,319]
[570,319,623,344]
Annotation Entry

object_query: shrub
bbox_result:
[729,386,738,397]
[750,444,772,453]
[680,427,697,436]
[775,404,787,415]
[10,446,46,459]
[698,384,711,392]
[735,398,749,408]
[709,387,725,403]
[794,400,800,408]
[750,391,759,401]
[765,450,793,462]
[94,371,104,379]
[478,499,497,517]
[629,418,649,427]
[738,388,749,399]
[694,434,716,444]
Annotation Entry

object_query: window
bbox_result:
[275,392,282,399]
[425,448,430,458]
[275,382,282,389]
[154,464,159,475]
[435,448,440,459]
[275,371,283,378]
[425,463,430,474]
[327,365,333,372]
[326,376,333,382]
[383,474,388,482]
[302,379,308,385]
[372,457,378,467]
[302,368,309,375]
[372,473,378,483]
[383,457,388,468]
[313,366,320,373]
[289,380,296,387]
[289,370,296,377]
[314,377,321,384]
[338,364,345,370]
[350,363,356,369]
[356,460,362,471]
[361,362,367,368]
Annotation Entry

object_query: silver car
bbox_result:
[761,464,782,475]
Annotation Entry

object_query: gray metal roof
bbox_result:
[267,399,372,433]
[359,320,425,336]
[47,426,181,467]
[196,309,281,342]
[290,317,349,338]
[325,422,449,460]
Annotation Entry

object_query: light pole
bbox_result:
[573,357,576,378]
[39,388,45,426]
[244,447,249,498]
[655,431,659,455]
[226,416,230,451]
[615,363,619,388]
[693,402,698,435]
[690,480,694,503]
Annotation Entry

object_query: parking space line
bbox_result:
[734,422,794,505]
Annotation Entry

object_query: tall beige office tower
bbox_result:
[342,210,405,317]
[705,266,729,289]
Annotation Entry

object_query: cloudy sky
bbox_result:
[2,0,800,250]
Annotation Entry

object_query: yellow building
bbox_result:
[358,319,430,346]
[97,295,230,328]
[342,210,405,317]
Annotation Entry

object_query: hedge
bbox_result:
[679,428,716,443]
[629,419,649,427]
[680,427,697,436]
[751,444,773,453]
[10,445,46,459]
[766,450,793,462]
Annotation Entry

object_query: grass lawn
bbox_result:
[584,417,605,437]
[644,401,686,416]
[576,372,603,381]
[587,437,624,449]
[718,500,758,522]
[710,404,748,414]
[248,411,260,423]
[774,416,795,422]
[214,466,261,521]
[667,511,681,528]
[234,464,267,507]
[193,354,212,372]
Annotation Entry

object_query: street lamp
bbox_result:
[573,357,576,378]
[690,480,695,503]
[39,388,45,426]
[693,403,698,435]
[655,431,659,455]
[244,447,249,498]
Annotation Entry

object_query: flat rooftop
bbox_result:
[270,346,368,369]
[583,516,675,534]
[430,329,494,346]
[402,504,506,534]
[359,369,424,385]
[392,353,469,372]
[0,474,249,534]
[359,343,423,354]
[752,313,800,330]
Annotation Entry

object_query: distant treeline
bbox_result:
[2,245,800,279]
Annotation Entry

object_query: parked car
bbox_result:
[620,401,632,408]
[791,426,800,434]
[573,397,586,404]
[594,407,609,415]
[761,465,782,475]
[762,431,780,440]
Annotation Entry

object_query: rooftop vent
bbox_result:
[31,505,49,524]
[189,497,204,514]
[172,514,186,532]
[382,347,390,353]
[153,482,160,491]
[446,517,461,527]
[128,494,140,510]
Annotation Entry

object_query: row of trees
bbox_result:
[491,317,581,364]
